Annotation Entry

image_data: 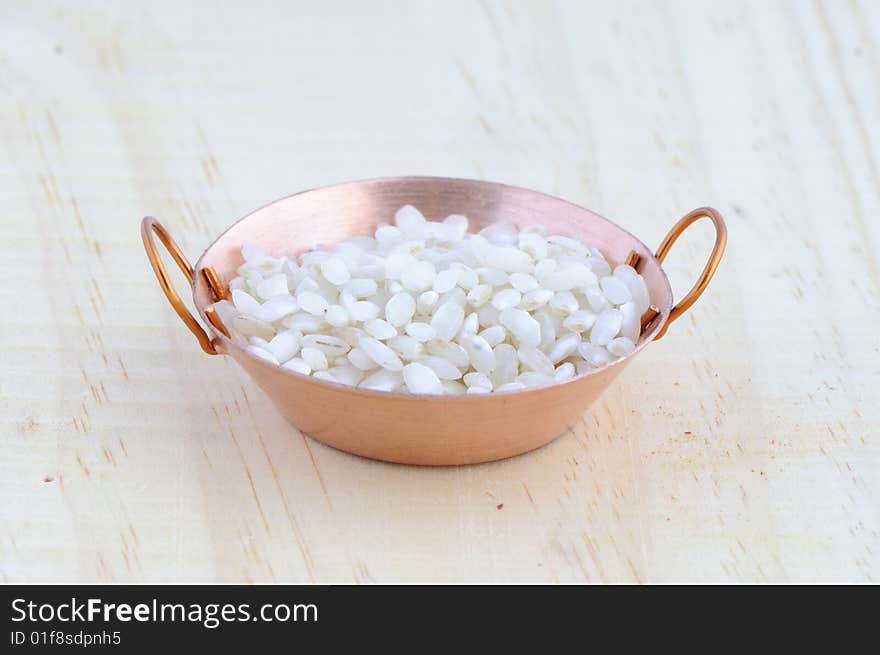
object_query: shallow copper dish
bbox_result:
[142,177,726,465]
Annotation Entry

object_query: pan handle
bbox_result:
[141,217,221,355]
[652,207,727,340]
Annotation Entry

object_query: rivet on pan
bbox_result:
[625,251,641,268]
[205,306,230,338]
[202,267,227,301]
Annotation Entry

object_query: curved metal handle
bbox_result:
[653,207,727,340]
[141,217,220,355]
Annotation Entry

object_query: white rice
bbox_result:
[211,205,651,394]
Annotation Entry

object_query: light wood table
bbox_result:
[2,0,877,583]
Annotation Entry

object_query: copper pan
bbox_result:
[141,177,726,465]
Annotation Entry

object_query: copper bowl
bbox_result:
[142,177,726,465]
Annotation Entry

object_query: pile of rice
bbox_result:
[210,206,650,394]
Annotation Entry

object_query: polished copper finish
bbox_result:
[640,306,661,334]
[141,178,726,465]
[624,251,641,268]
[652,207,727,340]
[204,306,230,338]
[141,217,220,355]
[202,267,227,301]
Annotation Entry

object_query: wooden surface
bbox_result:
[1,0,878,583]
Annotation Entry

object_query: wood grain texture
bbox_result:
[0,0,877,583]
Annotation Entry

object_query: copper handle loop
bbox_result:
[141,217,219,355]
[652,207,727,340]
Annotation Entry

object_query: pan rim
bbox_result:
[191,176,672,400]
